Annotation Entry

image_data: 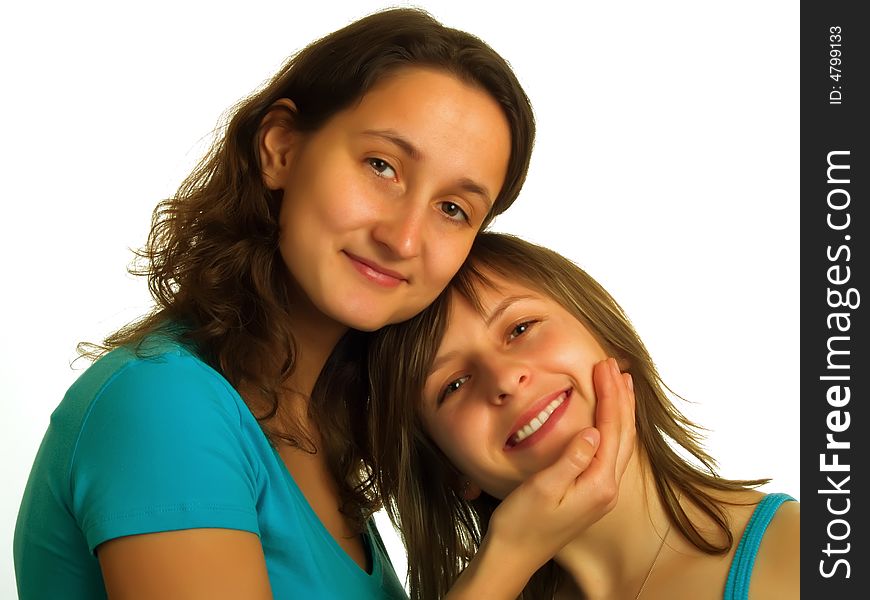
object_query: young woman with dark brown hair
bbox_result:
[13,9,636,599]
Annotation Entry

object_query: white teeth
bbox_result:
[510,392,567,445]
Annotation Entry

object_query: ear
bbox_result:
[259,98,299,191]
[461,478,482,501]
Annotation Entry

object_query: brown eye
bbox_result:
[508,321,536,341]
[439,375,470,403]
[366,158,397,179]
[439,201,468,222]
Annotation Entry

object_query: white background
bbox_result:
[0,1,798,595]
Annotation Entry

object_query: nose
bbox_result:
[489,358,530,406]
[371,201,425,260]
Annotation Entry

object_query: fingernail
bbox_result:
[580,428,600,447]
[627,374,634,391]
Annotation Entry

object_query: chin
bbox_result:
[330,305,396,332]
[326,292,428,331]
[357,306,429,330]
[349,317,392,332]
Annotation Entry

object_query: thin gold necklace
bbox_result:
[634,522,672,599]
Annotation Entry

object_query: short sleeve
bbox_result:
[69,351,261,552]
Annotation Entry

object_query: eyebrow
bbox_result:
[361,129,423,161]
[429,350,460,375]
[428,294,535,374]
[361,129,494,207]
[456,177,494,208]
[484,294,536,327]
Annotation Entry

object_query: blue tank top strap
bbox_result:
[723,493,796,600]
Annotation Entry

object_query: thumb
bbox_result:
[532,428,600,494]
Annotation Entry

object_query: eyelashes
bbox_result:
[366,157,397,180]
[439,201,469,223]
[508,320,537,340]
[438,375,470,404]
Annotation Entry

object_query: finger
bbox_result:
[621,371,635,432]
[590,358,622,472]
[608,359,634,453]
[613,370,637,479]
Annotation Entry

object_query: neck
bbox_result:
[553,453,673,599]
[243,290,349,436]
[281,275,351,396]
[284,306,348,397]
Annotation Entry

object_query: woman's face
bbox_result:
[420,274,609,500]
[268,67,511,331]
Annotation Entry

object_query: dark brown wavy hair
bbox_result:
[368,232,768,599]
[81,8,535,532]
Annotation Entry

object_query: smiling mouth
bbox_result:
[343,251,407,287]
[506,389,571,447]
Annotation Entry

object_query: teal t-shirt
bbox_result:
[14,335,407,599]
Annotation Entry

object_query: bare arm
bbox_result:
[98,529,273,600]
[447,358,636,598]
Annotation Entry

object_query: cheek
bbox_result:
[285,144,375,228]
[542,344,606,413]
[281,181,372,248]
[385,235,475,323]
[428,412,481,474]
[322,169,381,222]
[421,234,475,288]
[575,393,597,428]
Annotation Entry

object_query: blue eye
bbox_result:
[440,201,469,222]
[439,375,470,403]
[367,158,397,179]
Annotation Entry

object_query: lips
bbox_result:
[343,251,407,287]
[505,388,572,448]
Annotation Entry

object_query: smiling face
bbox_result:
[263,67,511,332]
[421,274,610,499]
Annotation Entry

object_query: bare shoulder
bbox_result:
[749,498,800,599]
[717,488,765,533]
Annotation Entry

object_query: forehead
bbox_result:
[337,67,492,126]
[328,66,511,207]
[359,66,482,107]
[344,68,509,149]
[445,273,539,326]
